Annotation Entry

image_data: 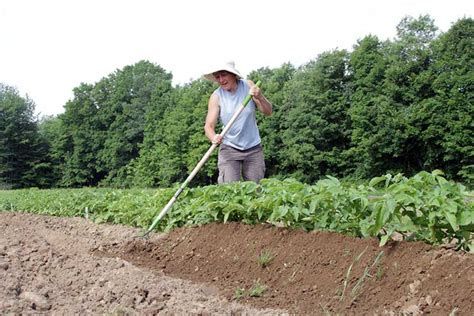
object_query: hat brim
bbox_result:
[203,67,243,82]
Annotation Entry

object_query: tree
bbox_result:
[347,35,390,177]
[38,115,68,187]
[0,84,50,188]
[278,51,352,182]
[419,18,474,185]
[59,83,105,187]
[348,16,440,179]
[130,79,214,187]
[59,60,173,187]
[96,60,173,186]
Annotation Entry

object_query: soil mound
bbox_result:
[1,212,473,314]
[0,212,283,314]
[104,221,474,315]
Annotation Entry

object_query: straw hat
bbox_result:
[203,61,243,82]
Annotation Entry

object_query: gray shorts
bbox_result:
[217,143,265,184]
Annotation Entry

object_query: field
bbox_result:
[1,211,473,314]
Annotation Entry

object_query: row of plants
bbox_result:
[0,170,472,250]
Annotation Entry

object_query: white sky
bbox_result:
[1,0,472,117]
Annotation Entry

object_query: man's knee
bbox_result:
[242,167,264,183]
[242,160,265,183]
[218,162,242,184]
[242,147,265,183]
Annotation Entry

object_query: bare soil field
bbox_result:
[1,211,473,314]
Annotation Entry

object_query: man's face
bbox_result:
[213,71,236,90]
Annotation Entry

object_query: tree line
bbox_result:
[1,16,472,189]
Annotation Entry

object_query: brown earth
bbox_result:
[1,211,473,315]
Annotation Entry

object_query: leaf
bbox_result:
[379,234,390,247]
[444,212,459,231]
[458,210,474,226]
[431,169,444,177]
[374,208,384,232]
[290,207,300,222]
[223,211,230,223]
[369,176,387,188]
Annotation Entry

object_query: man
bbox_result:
[203,61,273,184]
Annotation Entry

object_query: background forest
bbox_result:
[1,16,472,189]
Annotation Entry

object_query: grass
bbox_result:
[234,280,267,299]
[350,251,384,301]
[257,249,275,268]
[339,246,368,301]
[339,248,385,302]
[233,287,245,300]
[249,279,266,297]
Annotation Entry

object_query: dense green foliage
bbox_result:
[0,85,52,188]
[57,61,174,187]
[1,171,472,250]
[0,16,472,188]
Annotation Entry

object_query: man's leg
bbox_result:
[242,145,265,183]
[218,144,242,184]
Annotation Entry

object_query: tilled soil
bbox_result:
[1,211,473,314]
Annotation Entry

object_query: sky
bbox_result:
[1,0,472,117]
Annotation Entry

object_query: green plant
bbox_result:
[233,287,245,300]
[249,280,266,297]
[340,247,368,301]
[1,171,471,250]
[376,265,385,280]
[350,251,384,301]
[319,303,333,315]
[257,249,275,268]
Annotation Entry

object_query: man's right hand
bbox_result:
[212,134,223,144]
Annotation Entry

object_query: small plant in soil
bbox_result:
[340,247,368,301]
[376,265,385,280]
[257,249,275,268]
[249,279,266,297]
[233,287,245,300]
[319,303,333,316]
[350,251,384,301]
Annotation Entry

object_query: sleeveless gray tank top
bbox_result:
[215,79,261,150]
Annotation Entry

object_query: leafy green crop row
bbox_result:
[1,171,472,250]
